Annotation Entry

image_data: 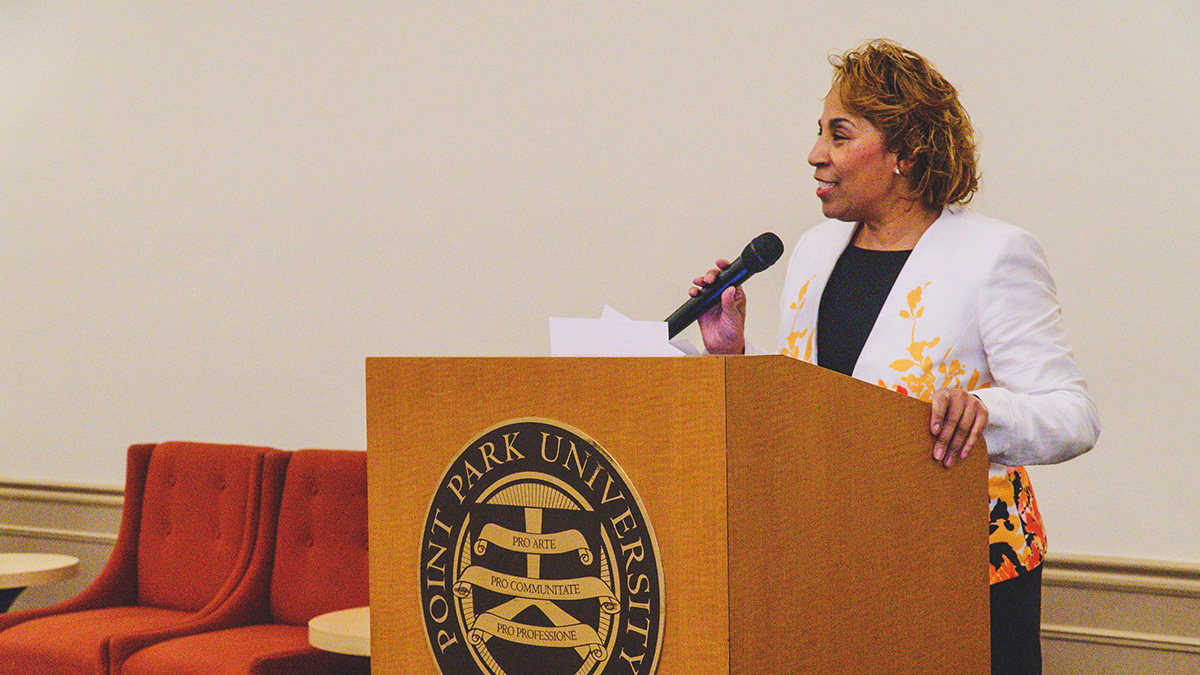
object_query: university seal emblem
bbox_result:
[420,419,664,675]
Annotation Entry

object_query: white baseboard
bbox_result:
[1042,624,1200,655]
[0,524,117,546]
[1041,553,1200,673]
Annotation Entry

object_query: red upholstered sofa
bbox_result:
[114,449,370,675]
[0,441,280,675]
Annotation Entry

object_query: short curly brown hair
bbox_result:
[830,40,979,210]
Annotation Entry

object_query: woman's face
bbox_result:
[807,90,906,224]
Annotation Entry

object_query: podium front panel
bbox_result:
[367,357,731,675]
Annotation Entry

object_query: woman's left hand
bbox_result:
[929,388,988,468]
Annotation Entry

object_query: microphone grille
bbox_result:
[742,232,785,273]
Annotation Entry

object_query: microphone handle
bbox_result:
[666,260,749,338]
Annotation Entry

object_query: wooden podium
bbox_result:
[366,356,988,675]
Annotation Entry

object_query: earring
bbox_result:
[894,166,902,175]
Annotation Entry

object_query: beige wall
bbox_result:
[1,2,1197,568]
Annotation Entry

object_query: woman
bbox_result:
[692,40,1099,674]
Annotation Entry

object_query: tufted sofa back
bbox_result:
[136,441,271,611]
[269,449,369,626]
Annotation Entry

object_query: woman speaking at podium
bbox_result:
[690,40,1099,675]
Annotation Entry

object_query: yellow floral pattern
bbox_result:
[779,276,815,362]
[877,283,984,400]
[876,282,1045,584]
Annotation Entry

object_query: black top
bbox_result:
[816,245,913,377]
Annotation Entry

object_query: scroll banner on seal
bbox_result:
[469,612,604,653]
[475,523,593,563]
[455,567,618,611]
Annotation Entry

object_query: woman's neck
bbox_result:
[852,205,941,251]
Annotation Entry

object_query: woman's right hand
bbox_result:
[691,259,747,355]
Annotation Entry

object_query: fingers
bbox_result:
[943,416,973,467]
[713,286,747,354]
[702,261,728,285]
[690,259,736,297]
[930,390,949,436]
[691,259,733,288]
[702,286,745,326]
[721,285,746,313]
[931,390,965,466]
[961,402,988,460]
[930,389,988,468]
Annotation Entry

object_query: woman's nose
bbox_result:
[808,137,828,167]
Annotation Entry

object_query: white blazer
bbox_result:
[774,208,1100,472]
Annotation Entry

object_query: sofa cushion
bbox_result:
[270,450,369,626]
[137,442,265,611]
[0,606,189,674]
[120,624,368,675]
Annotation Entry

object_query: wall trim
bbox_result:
[0,479,123,508]
[1042,552,1200,663]
[0,524,118,546]
[1042,624,1200,655]
[1043,552,1200,599]
[0,478,122,546]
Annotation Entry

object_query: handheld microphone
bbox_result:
[666,232,784,338]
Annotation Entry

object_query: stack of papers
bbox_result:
[549,306,699,357]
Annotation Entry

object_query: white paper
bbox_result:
[549,307,686,357]
[603,305,700,354]
[669,337,701,355]
[600,305,631,321]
